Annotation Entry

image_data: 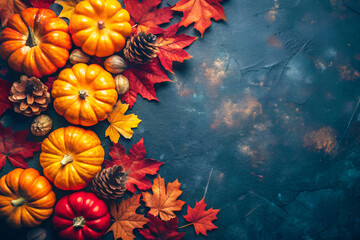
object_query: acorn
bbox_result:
[114,74,129,95]
[69,49,90,65]
[104,55,127,74]
[30,115,52,136]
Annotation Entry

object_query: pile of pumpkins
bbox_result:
[0,0,134,239]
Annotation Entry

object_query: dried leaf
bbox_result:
[105,138,163,193]
[0,123,41,169]
[0,0,31,27]
[121,58,171,108]
[139,214,185,240]
[156,23,197,73]
[172,0,226,37]
[55,0,82,19]
[0,78,11,117]
[124,0,173,34]
[183,198,220,236]
[106,195,149,240]
[105,101,141,143]
[142,175,185,221]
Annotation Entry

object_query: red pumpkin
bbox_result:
[53,192,110,240]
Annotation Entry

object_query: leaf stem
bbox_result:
[178,223,193,229]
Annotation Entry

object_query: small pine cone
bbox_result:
[123,32,158,64]
[91,165,127,200]
[9,75,51,117]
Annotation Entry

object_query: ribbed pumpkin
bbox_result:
[51,63,118,126]
[69,0,131,57]
[0,168,56,228]
[0,8,72,78]
[40,126,105,191]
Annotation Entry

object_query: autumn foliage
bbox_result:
[0,0,225,239]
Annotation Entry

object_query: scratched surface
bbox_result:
[2,0,360,239]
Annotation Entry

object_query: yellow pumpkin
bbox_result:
[0,168,56,228]
[51,63,118,126]
[40,126,104,191]
[69,0,131,57]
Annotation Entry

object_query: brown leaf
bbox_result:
[106,194,149,240]
[142,175,185,221]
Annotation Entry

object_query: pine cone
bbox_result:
[123,32,158,64]
[9,75,51,117]
[91,165,127,200]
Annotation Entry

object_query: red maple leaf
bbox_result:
[172,0,226,37]
[156,24,197,73]
[124,0,173,35]
[0,59,9,78]
[44,63,71,91]
[121,58,171,108]
[0,79,11,118]
[139,214,185,240]
[183,198,220,236]
[44,76,57,92]
[30,0,54,8]
[105,138,163,193]
[0,124,41,170]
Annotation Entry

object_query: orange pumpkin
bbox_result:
[0,8,72,78]
[51,63,118,126]
[0,168,56,228]
[69,0,131,57]
[40,126,105,191]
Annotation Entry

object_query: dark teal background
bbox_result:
[2,0,360,239]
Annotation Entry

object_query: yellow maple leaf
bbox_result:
[55,0,83,19]
[105,101,141,143]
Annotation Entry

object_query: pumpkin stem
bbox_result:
[78,89,89,99]
[98,20,105,29]
[26,25,37,47]
[11,197,26,207]
[73,216,86,229]
[60,154,73,166]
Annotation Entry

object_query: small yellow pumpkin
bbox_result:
[51,63,118,126]
[40,126,105,191]
[69,0,131,57]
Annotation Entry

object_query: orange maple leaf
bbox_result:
[172,0,226,37]
[183,198,220,236]
[106,194,149,240]
[142,175,185,221]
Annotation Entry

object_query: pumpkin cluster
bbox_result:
[0,0,132,236]
[0,0,224,239]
